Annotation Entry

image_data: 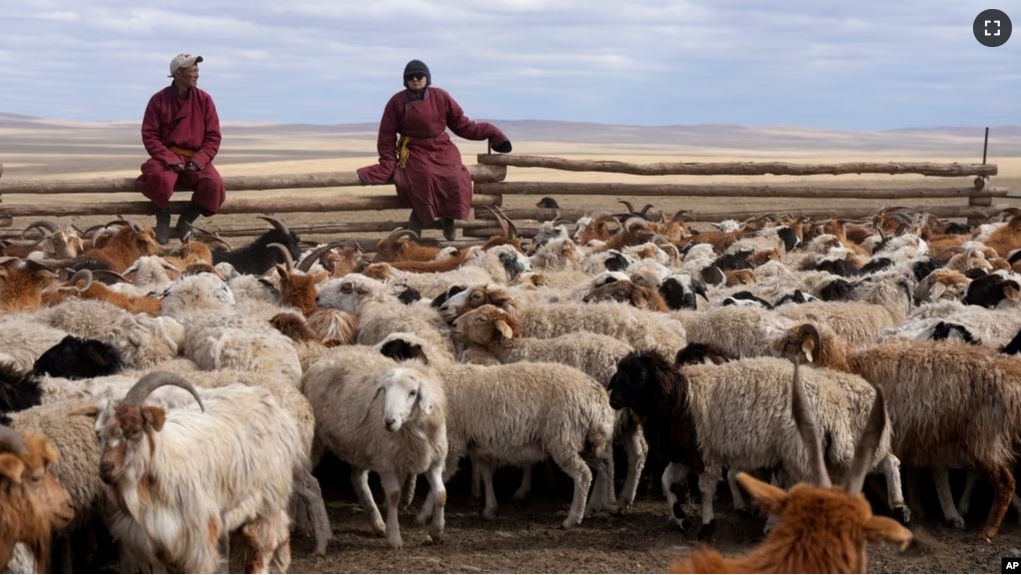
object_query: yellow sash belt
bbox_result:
[396,136,412,169]
[167,145,196,158]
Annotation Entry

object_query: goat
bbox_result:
[211,216,303,276]
[31,335,124,380]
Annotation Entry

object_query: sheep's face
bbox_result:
[95,402,165,484]
[451,304,516,345]
[607,351,675,413]
[438,284,511,323]
[377,366,439,432]
[659,276,696,310]
[315,274,383,311]
[0,431,75,531]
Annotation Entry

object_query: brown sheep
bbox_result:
[581,278,670,312]
[984,213,1021,258]
[372,229,444,263]
[0,262,58,312]
[776,322,1021,542]
[0,425,75,571]
[664,354,911,574]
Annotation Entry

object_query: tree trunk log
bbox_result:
[475,181,1007,199]
[0,193,503,218]
[0,164,506,195]
[477,154,999,177]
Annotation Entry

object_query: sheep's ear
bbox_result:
[1004,280,1021,302]
[735,472,788,516]
[0,453,25,484]
[495,319,514,340]
[864,515,913,551]
[275,265,289,280]
[800,336,815,364]
[416,383,439,416]
[930,282,947,300]
[67,405,100,418]
[141,406,166,432]
[312,271,329,284]
[632,289,649,308]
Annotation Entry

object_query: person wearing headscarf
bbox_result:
[135,53,225,244]
[357,60,512,240]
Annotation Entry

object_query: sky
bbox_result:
[1,0,1019,129]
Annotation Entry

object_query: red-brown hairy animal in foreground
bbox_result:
[665,352,911,574]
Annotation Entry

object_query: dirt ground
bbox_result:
[289,455,1021,574]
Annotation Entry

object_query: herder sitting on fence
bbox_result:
[135,53,226,245]
[357,59,512,241]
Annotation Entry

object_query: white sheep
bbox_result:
[302,350,448,549]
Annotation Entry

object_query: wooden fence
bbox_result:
[0,151,1009,248]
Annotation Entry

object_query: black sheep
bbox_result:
[32,335,124,380]
[0,362,43,414]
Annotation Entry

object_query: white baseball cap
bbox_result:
[168,53,204,77]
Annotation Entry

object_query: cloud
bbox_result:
[0,0,1017,129]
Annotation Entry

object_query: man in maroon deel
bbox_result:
[357,60,512,241]
[135,53,226,244]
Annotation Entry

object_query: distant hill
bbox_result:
[2,112,1019,156]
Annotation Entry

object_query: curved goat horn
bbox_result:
[67,269,94,292]
[0,425,26,456]
[256,215,290,236]
[267,243,295,271]
[297,241,349,273]
[122,371,205,413]
[618,199,637,214]
[790,355,832,488]
[91,269,128,284]
[637,204,654,218]
[386,228,419,243]
[484,206,510,239]
[492,205,517,239]
[22,220,60,237]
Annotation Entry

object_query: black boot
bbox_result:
[407,211,423,236]
[441,218,456,241]
[175,203,203,240]
[154,207,172,245]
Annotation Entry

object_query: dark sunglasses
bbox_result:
[405,74,426,81]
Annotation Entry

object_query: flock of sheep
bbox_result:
[2,202,1021,573]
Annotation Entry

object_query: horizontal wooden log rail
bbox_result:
[477,154,999,177]
[473,204,1007,227]
[171,219,503,238]
[475,181,1006,199]
[0,163,506,195]
[0,193,503,219]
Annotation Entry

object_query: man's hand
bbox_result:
[186,161,200,172]
[169,163,185,172]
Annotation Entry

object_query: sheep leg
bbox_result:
[402,473,418,511]
[351,467,386,537]
[904,467,927,520]
[878,454,910,524]
[293,468,331,556]
[661,461,692,531]
[585,447,620,517]
[512,463,534,502]
[617,426,648,510]
[957,467,980,517]
[727,468,748,512]
[478,460,500,520]
[554,451,593,529]
[417,459,447,543]
[977,461,1016,542]
[380,471,405,550]
[931,466,966,529]
[697,469,720,541]
[469,458,483,508]
[240,509,292,574]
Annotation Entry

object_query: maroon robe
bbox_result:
[135,84,226,214]
[357,87,509,225]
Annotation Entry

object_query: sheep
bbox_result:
[0,317,69,373]
[31,335,124,380]
[580,277,670,312]
[183,317,303,387]
[883,299,1021,350]
[675,305,794,359]
[0,425,75,572]
[451,304,648,508]
[84,372,304,573]
[914,268,970,303]
[664,366,912,574]
[33,299,184,370]
[315,273,457,364]
[375,332,618,529]
[778,322,1021,541]
[775,301,904,348]
[0,364,42,414]
[607,350,908,539]
[0,262,58,312]
[302,351,448,549]
[961,270,1021,309]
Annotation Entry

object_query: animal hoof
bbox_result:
[893,506,912,525]
[562,517,581,529]
[950,517,966,530]
[371,521,387,537]
[672,516,693,532]
[428,528,444,543]
[697,520,716,542]
[482,509,497,521]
